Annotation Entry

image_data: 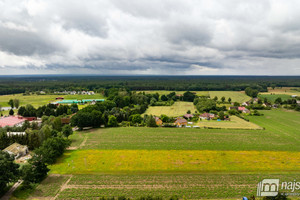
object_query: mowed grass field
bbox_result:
[144,102,197,116]
[142,90,251,103]
[0,93,105,108]
[26,109,300,199]
[196,116,262,129]
[142,90,209,96]
[209,91,251,103]
[258,94,293,103]
[260,87,300,95]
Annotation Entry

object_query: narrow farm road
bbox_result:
[1,180,23,200]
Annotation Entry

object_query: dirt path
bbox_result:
[52,175,72,200]
[79,136,87,149]
[1,180,23,200]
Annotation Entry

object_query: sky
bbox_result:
[0,0,300,75]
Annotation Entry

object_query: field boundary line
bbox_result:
[52,175,72,200]
[79,135,88,149]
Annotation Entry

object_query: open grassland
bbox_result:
[245,109,300,142]
[28,174,300,199]
[144,102,197,116]
[209,91,251,103]
[50,150,300,174]
[258,94,293,103]
[76,109,300,151]
[261,87,300,95]
[25,109,300,199]
[142,90,209,96]
[196,116,262,129]
[0,93,105,107]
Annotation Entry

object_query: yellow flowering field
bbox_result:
[50,150,300,174]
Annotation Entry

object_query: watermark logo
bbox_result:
[257,179,300,197]
[257,179,279,197]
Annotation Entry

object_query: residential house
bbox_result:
[243,108,251,114]
[199,113,215,120]
[242,102,250,106]
[183,114,194,119]
[238,107,246,111]
[154,116,163,126]
[262,102,271,107]
[297,100,300,105]
[174,118,187,127]
[229,106,239,111]
[4,143,29,159]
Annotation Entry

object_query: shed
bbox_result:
[3,143,29,159]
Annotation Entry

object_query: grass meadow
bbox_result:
[0,93,105,108]
[258,94,293,103]
[209,91,251,103]
[50,150,300,174]
[196,115,262,129]
[144,102,197,116]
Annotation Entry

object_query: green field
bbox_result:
[28,173,300,199]
[258,94,292,103]
[24,109,300,199]
[209,91,251,103]
[0,93,105,108]
[144,102,197,116]
[196,116,262,129]
[142,91,209,96]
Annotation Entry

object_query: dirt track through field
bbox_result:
[52,175,72,200]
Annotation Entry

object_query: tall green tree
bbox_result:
[0,151,20,194]
[13,99,20,109]
[8,99,14,108]
[22,154,49,185]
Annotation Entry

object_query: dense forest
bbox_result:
[1,75,300,95]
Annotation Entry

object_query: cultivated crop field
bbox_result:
[208,91,251,103]
[26,109,300,199]
[0,93,105,108]
[260,87,300,95]
[144,102,197,116]
[29,174,300,199]
[196,116,262,129]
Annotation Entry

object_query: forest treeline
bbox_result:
[0,76,300,95]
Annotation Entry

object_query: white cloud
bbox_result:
[0,0,299,75]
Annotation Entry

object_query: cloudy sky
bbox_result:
[0,0,300,75]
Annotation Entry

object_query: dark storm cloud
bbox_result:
[0,0,300,75]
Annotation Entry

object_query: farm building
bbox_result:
[183,114,194,119]
[56,97,64,100]
[7,132,26,136]
[199,113,215,120]
[291,95,297,98]
[174,117,187,127]
[0,116,26,128]
[57,99,105,104]
[154,117,163,126]
[243,108,250,114]
[3,143,29,159]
